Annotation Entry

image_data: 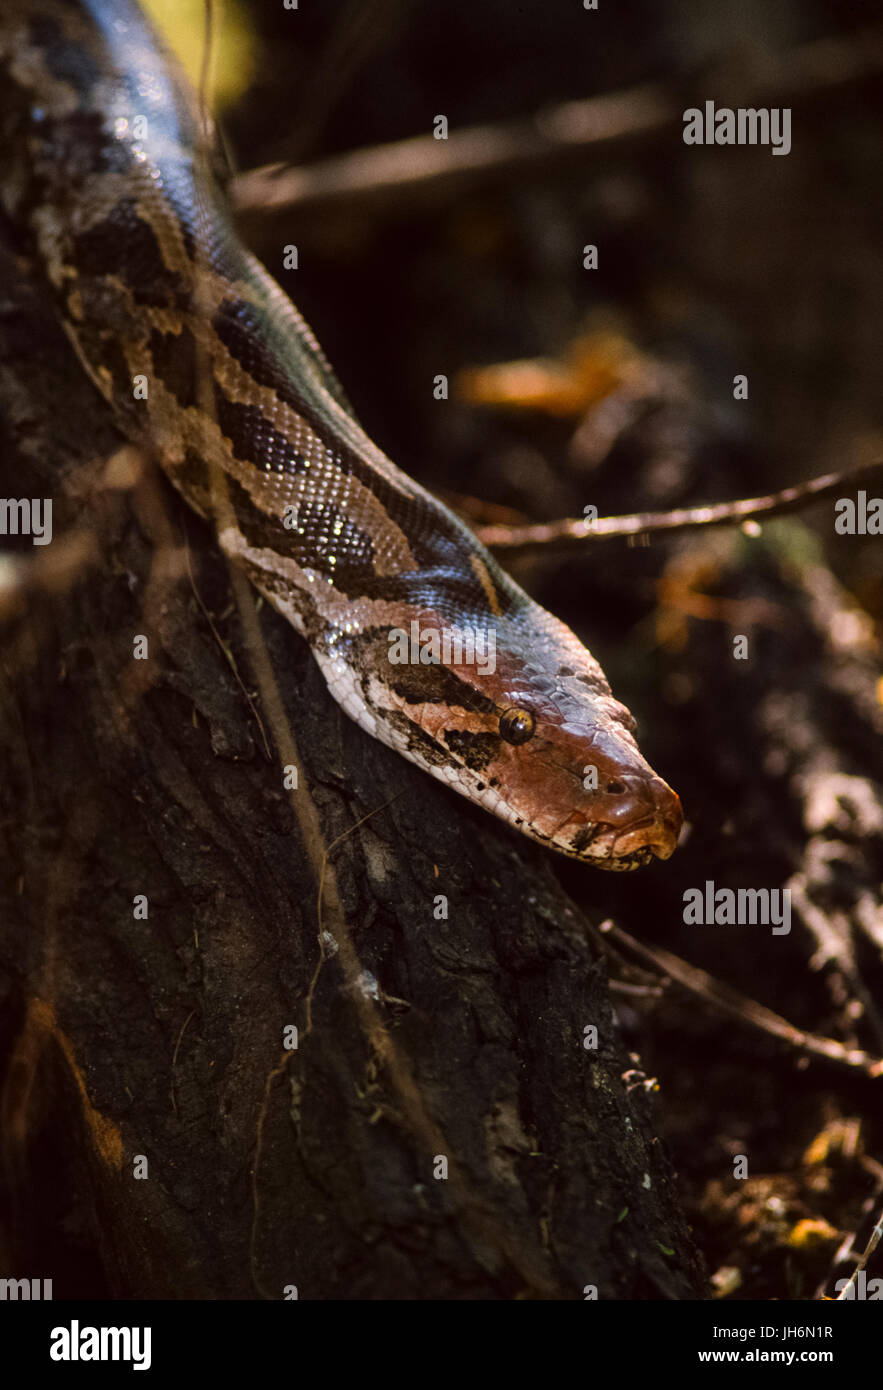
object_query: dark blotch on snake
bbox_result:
[443,730,502,771]
[147,324,199,410]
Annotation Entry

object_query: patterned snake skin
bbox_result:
[0,0,683,868]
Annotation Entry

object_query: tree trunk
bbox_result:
[0,233,704,1300]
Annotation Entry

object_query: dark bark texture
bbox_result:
[0,237,705,1300]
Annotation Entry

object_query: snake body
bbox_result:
[0,0,682,868]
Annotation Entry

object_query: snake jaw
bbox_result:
[553,784,683,868]
[594,847,654,872]
[608,786,684,863]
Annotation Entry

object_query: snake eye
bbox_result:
[499,707,536,746]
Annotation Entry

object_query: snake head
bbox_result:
[490,682,684,869]
[343,612,683,871]
[464,662,684,869]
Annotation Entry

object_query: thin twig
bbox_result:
[232,26,883,224]
[198,0,214,145]
[234,81,670,222]
[169,1008,196,1116]
[181,530,272,761]
[835,1201,883,1300]
[598,919,883,1079]
[303,791,403,1040]
[475,460,883,551]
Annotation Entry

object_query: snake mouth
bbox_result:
[570,822,667,870]
[564,791,683,869]
[594,846,655,872]
[615,812,682,862]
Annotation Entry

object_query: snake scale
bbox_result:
[0,0,683,869]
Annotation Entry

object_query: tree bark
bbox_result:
[0,234,704,1300]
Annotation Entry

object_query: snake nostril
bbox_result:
[605,779,626,795]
